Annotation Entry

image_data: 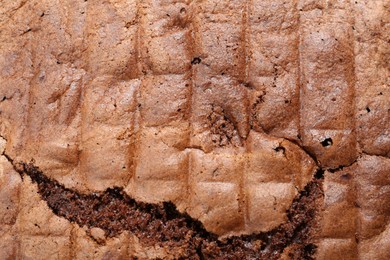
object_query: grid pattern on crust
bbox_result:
[0,1,385,258]
[124,0,315,236]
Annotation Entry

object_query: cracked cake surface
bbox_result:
[0,0,389,259]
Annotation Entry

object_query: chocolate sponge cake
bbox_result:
[0,0,389,259]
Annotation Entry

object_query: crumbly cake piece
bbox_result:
[0,0,389,259]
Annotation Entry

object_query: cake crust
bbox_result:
[0,0,389,259]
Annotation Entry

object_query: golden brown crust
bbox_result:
[0,0,389,259]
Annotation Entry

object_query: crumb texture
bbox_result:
[0,0,389,259]
[11,161,323,259]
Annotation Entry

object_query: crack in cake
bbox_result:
[5,159,323,259]
[0,0,389,259]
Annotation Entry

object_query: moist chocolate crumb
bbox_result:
[16,162,323,259]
